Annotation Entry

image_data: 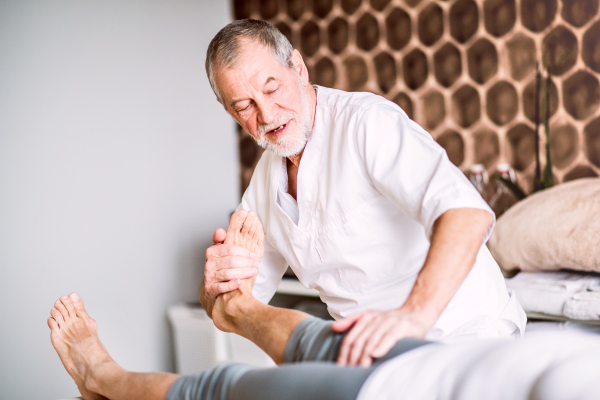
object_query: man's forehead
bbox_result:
[233,41,281,76]
[217,42,288,103]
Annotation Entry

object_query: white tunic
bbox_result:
[240,86,526,342]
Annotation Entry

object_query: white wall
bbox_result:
[0,1,236,398]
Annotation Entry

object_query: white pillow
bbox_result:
[488,178,600,273]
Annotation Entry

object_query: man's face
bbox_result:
[214,41,312,157]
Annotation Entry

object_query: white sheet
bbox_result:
[358,330,600,400]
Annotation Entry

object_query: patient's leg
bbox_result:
[48,293,179,400]
[167,318,431,400]
[283,318,430,366]
[49,292,429,400]
[211,210,311,364]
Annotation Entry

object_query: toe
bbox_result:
[213,228,227,245]
[48,318,61,343]
[228,210,248,232]
[69,293,87,318]
[249,215,260,239]
[224,210,247,244]
[246,216,260,249]
[55,299,71,321]
[48,317,58,330]
[51,307,65,326]
[61,296,77,320]
[240,213,255,243]
[257,222,265,242]
[251,219,264,259]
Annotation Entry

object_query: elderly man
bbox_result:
[200,19,525,366]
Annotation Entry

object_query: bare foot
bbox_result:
[213,210,265,332]
[223,210,264,293]
[48,293,113,400]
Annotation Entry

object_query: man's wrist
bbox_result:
[396,304,438,329]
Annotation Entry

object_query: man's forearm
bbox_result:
[400,208,494,326]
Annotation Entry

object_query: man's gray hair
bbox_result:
[205,19,294,105]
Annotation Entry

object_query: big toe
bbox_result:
[213,228,227,244]
[69,293,88,318]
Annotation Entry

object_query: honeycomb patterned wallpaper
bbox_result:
[232,0,600,196]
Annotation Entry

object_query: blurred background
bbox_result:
[2,0,600,398]
[0,1,237,399]
[236,0,600,193]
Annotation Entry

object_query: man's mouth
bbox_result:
[267,123,287,135]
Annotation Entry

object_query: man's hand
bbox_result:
[204,228,258,297]
[200,211,260,315]
[331,309,432,367]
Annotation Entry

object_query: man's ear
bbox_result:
[291,49,309,85]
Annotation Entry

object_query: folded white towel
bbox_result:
[564,292,600,320]
[588,280,600,292]
[506,271,600,320]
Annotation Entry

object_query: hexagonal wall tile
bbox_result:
[467,38,498,84]
[483,0,516,37]
[437,130,465,166]
[434,43,462,88]
[386,8,412,51]
[450,0,479,43]
[452,85,481,128]
[418,3,444,46]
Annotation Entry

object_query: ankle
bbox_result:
[84,358,119,395]
[212,289,257,333]
[222,289,254,319]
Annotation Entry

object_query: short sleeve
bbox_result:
[356,102,494,241]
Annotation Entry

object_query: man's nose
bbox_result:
[256,99,277,126]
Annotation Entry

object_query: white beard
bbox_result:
[254,74,312,158]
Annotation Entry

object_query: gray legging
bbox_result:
[166,318,431,400]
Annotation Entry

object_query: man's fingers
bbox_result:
[359,352,373,368]
[206,244,256,265]
[208,279,241,295]
[337,313,374,365]
[331,312,363,332]
[346,317,380,366]
[223,255,258,269]
[215,266,257,281]
[372,329,403,358]
[362,318,396,359]
[333,313,364,365]
[222,244,256,259]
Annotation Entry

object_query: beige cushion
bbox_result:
[488,178,600,273]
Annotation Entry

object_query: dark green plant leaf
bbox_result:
[542,70,555,189]
[498,176,527,200]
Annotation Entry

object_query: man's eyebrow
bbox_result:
[229,77,278,109]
